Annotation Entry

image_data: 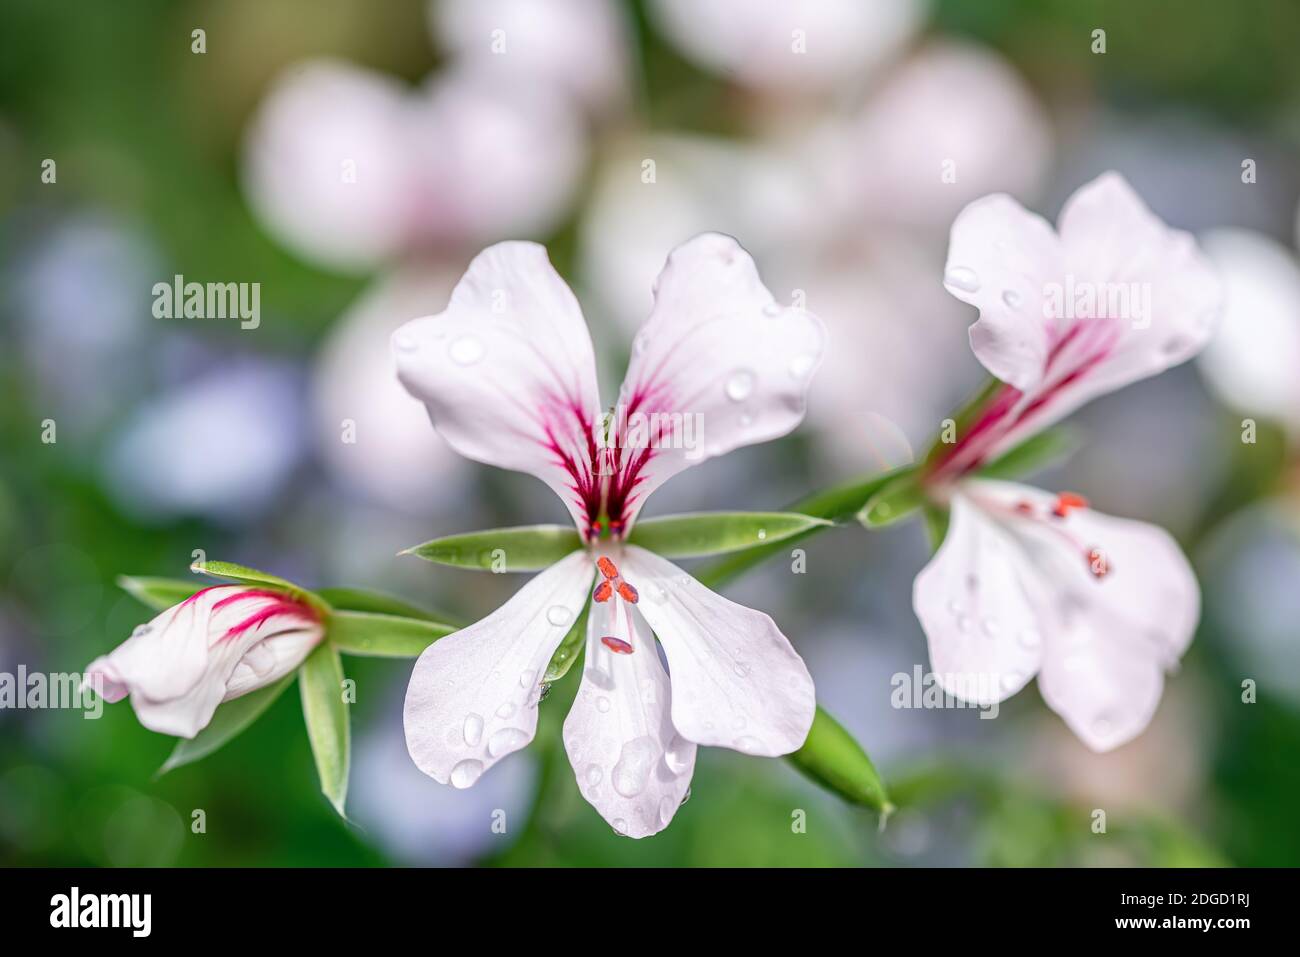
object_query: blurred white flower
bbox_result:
[312,266,470,512]
[647,0,925,95]
[1196,228,1300,434]
[103,360,306,523]
[430,0,633,115]
[579,134,817,333]
[242,60,585,272]
[820,42,1052,234]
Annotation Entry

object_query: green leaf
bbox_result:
[627,511,831,558]
[786,706,891,814]
[543,601,590,683]
[191,560,329,614]
[922,504,950,552]
[191,559,299,590]
[328,610,455,658]
[694,467,910,589]
[920,378,1004,467]
[404,525,582,571]
[315,586,452,623]
[118,575,203,611]
[975,426,1075,480]
[857,474,927,528]
[299,644,350,818]
[157,674,295,775]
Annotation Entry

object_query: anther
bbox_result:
[601,636,634,655]
[1086,547,1110,579]
[1052,491,1090,518]
[616,581,639,604]
[597,556,619,580]
[593,580,613,603]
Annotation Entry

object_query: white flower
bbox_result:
[913,173,1221,752]
[85,586,324,739]
[392,233,824,836]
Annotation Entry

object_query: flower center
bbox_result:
[592,556,640,654]
[989,491,1111,580]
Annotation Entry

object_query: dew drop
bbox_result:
[1092,715,1114,738]
[659,796,677,824]
[733,662,751,678]
[495,702,516,720]
[612,818,628,836]
[981,618,1000,638]
[664,736,692,774]
[462,713,484,747]
[518,669,536,688]
[956,614,972,634]
[487,727,529,758]
[724,369,755,402]
[756,527,768,541]
[734,735,762,753]
[1000,671,1023,692]
[1001,289,1022,309]
[1018,629,1041,649]
[449,335,485,366]
[788,354,817,379]
[586,764,603,787]
[450,759,484,789]
[611,736,657,798]
[393,332,418,353]
[762,302,782,317]
[944,266,981,293]
[546,604,573,627]
[131,624,152,638]
[596,696,611,713]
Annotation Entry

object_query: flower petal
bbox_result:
[85,586,323,738]
[942,193,1063,392]
[563,595,696,838]
[393,242,604,532]
[404,551,594,787]
[912,492,1047,705]
[927,480,1200,752]
[620,545,816,755]
[610,233,825,529]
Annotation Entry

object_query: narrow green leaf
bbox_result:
[191,559,299,590]
[627,511,831,558]
[694,467,910,589]
[191,560,329,615]
[786,706,891,814]
[328,610,455,658]
[543,601,590,683]
[157,674,295,775]
[118,575,203,611]
[315,586,452,623]
[974,427,1075,480]
[857,475,927,528]
[920,377,1004,467]
[922,504,950,553]
[299,644,350,818]
[404,525,582,571]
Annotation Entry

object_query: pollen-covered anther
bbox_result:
[596,556,619,580]
[593,580,613,603]
[1086,547,1110,579]
[600,636,634,655]
[616,581,639,604]
[1052,491,1090,518]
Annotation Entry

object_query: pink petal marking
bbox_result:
[211,589,318,643]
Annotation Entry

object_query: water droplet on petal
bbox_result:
[450,759,484,789]
[611,736,657,798]
[1000,671,1023,692]
[546,605,573,627]
[788,354,816,379]
[449,335,485,366]
[734,735,762,753]
[487,727,529,758]
[131,624,152,638]
[756,527,767,540]
[733,662,751,678]
[658,796,677,824]
[596,696,611,713]
[518,669,536,688]
[393,332,418,353]
[981,618,1000,638]
[1018,629,1041,650]
[496,702,516,720]
[612,818,628,835]
[944,266,981,293]
[724,369,755,401]
[586,764,603,787]
[1001,289,1022,309]
[664,736,692,774]
[762,302,782,317]
[1092,715,1114,738]
[462,713,484,747]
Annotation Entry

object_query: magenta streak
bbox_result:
[927,320,1118,481]
[219,593,318,644]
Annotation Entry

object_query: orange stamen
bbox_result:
[593,580,613,603]
[616,581,639,604]
[596,556,619,580]
[601,636,634,655]
[1052,491,1090,518]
